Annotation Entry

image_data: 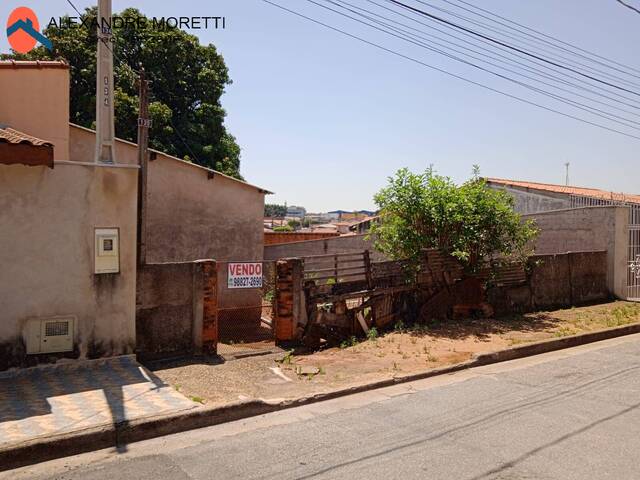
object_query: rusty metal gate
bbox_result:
[570,195,640,300]
[216,260,277,356]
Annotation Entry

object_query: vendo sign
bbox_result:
[228,262,263,289]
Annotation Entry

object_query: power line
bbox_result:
[261,0,640,141]
[362,0,640,112]
[314,0,640,130]
[388,0,640,98]
[331,0,640,120]
[617,0,640,15]
[444,0,640,76]
[407,0,640,89]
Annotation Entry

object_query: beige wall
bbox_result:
[69,124,266,264]
[145,155,266,309]
[70,124,138,165]
[145,155,266,264]
[0,65,70,161]
[523,206,629,299]
[264,234,387,262]
[0,163,138,369]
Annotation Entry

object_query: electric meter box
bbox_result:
[95,228,120,274]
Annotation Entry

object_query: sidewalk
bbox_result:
[0,355,198,449]
[1,301,639,470]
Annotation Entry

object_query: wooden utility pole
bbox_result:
[137,68,151,266]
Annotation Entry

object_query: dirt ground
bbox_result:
[149,301,640,406]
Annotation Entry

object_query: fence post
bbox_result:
[200,260,218,354]
[363,250,373,290]
[275,258,304,342]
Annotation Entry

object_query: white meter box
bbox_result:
[95,227,120,274]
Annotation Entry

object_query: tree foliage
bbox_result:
[273,225,294,233]
[370,167,538,270]
[264,203,287,218]
[2,7,242,178]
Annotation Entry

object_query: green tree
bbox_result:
[287,219,301,230]
[370,167,538,270]
[273,225,293,232]
[265,204,287,217]
[2,7,242,178]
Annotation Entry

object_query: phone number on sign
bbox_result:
[228,276,263,288]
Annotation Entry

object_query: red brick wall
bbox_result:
[265,231,339,246]
[201,260,218,354]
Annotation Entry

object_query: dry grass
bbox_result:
[150,301,640,406]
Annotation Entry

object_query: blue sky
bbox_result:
[2,0,640,211]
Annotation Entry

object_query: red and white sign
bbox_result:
[228,262,263,289]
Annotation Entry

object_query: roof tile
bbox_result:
[0,127,53,147]
[487,177,640,205]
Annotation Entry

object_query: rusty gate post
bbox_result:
[275,258,304,342]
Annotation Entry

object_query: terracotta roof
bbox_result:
[0,127,53,147]
[0,126,54,168]
[0,60,69,69]
[487,177,640,205]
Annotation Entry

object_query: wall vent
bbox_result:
[24,316,75,354]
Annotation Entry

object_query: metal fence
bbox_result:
[216,261,277,356]
[570,194,640,300]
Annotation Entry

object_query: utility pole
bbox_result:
[564,162,570,186]
[137,68,151,266]
[95,0,116,164]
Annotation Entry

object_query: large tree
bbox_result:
[370,167,538,270]
[2,7,242,178]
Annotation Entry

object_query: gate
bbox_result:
[571,195,640,300]
[630,224,640,301]
[216,260,277,356]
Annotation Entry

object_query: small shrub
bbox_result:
[367,327,379,341]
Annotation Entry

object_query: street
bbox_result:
[7,334,640,480]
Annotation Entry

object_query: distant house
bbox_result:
[350,216,380,234]
[286,205,306,218]
[486,177,640,301]
[327,210,373,221]
[486,178,640,215]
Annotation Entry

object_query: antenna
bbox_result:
[564,162,570,186]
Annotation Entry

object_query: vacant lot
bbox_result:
[151,301,640,406]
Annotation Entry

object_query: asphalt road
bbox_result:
[8,334,640,480]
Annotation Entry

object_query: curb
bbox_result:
[2,323,640,471]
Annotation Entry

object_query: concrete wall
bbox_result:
[69,124,267,263]
[488,251,610,315]
[0,62,70,161]
[146,153,266,313]
[136,262,202,360]
[70,124,138,165]
[0,163,138,370]
[523,206,629,298]
[488,183,572,214]
[264,234,386,261]
[145,154,265,263]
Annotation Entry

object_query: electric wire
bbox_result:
[262,0,640,141]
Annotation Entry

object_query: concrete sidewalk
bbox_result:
[3,322,640,470]
[0,356,198,448]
